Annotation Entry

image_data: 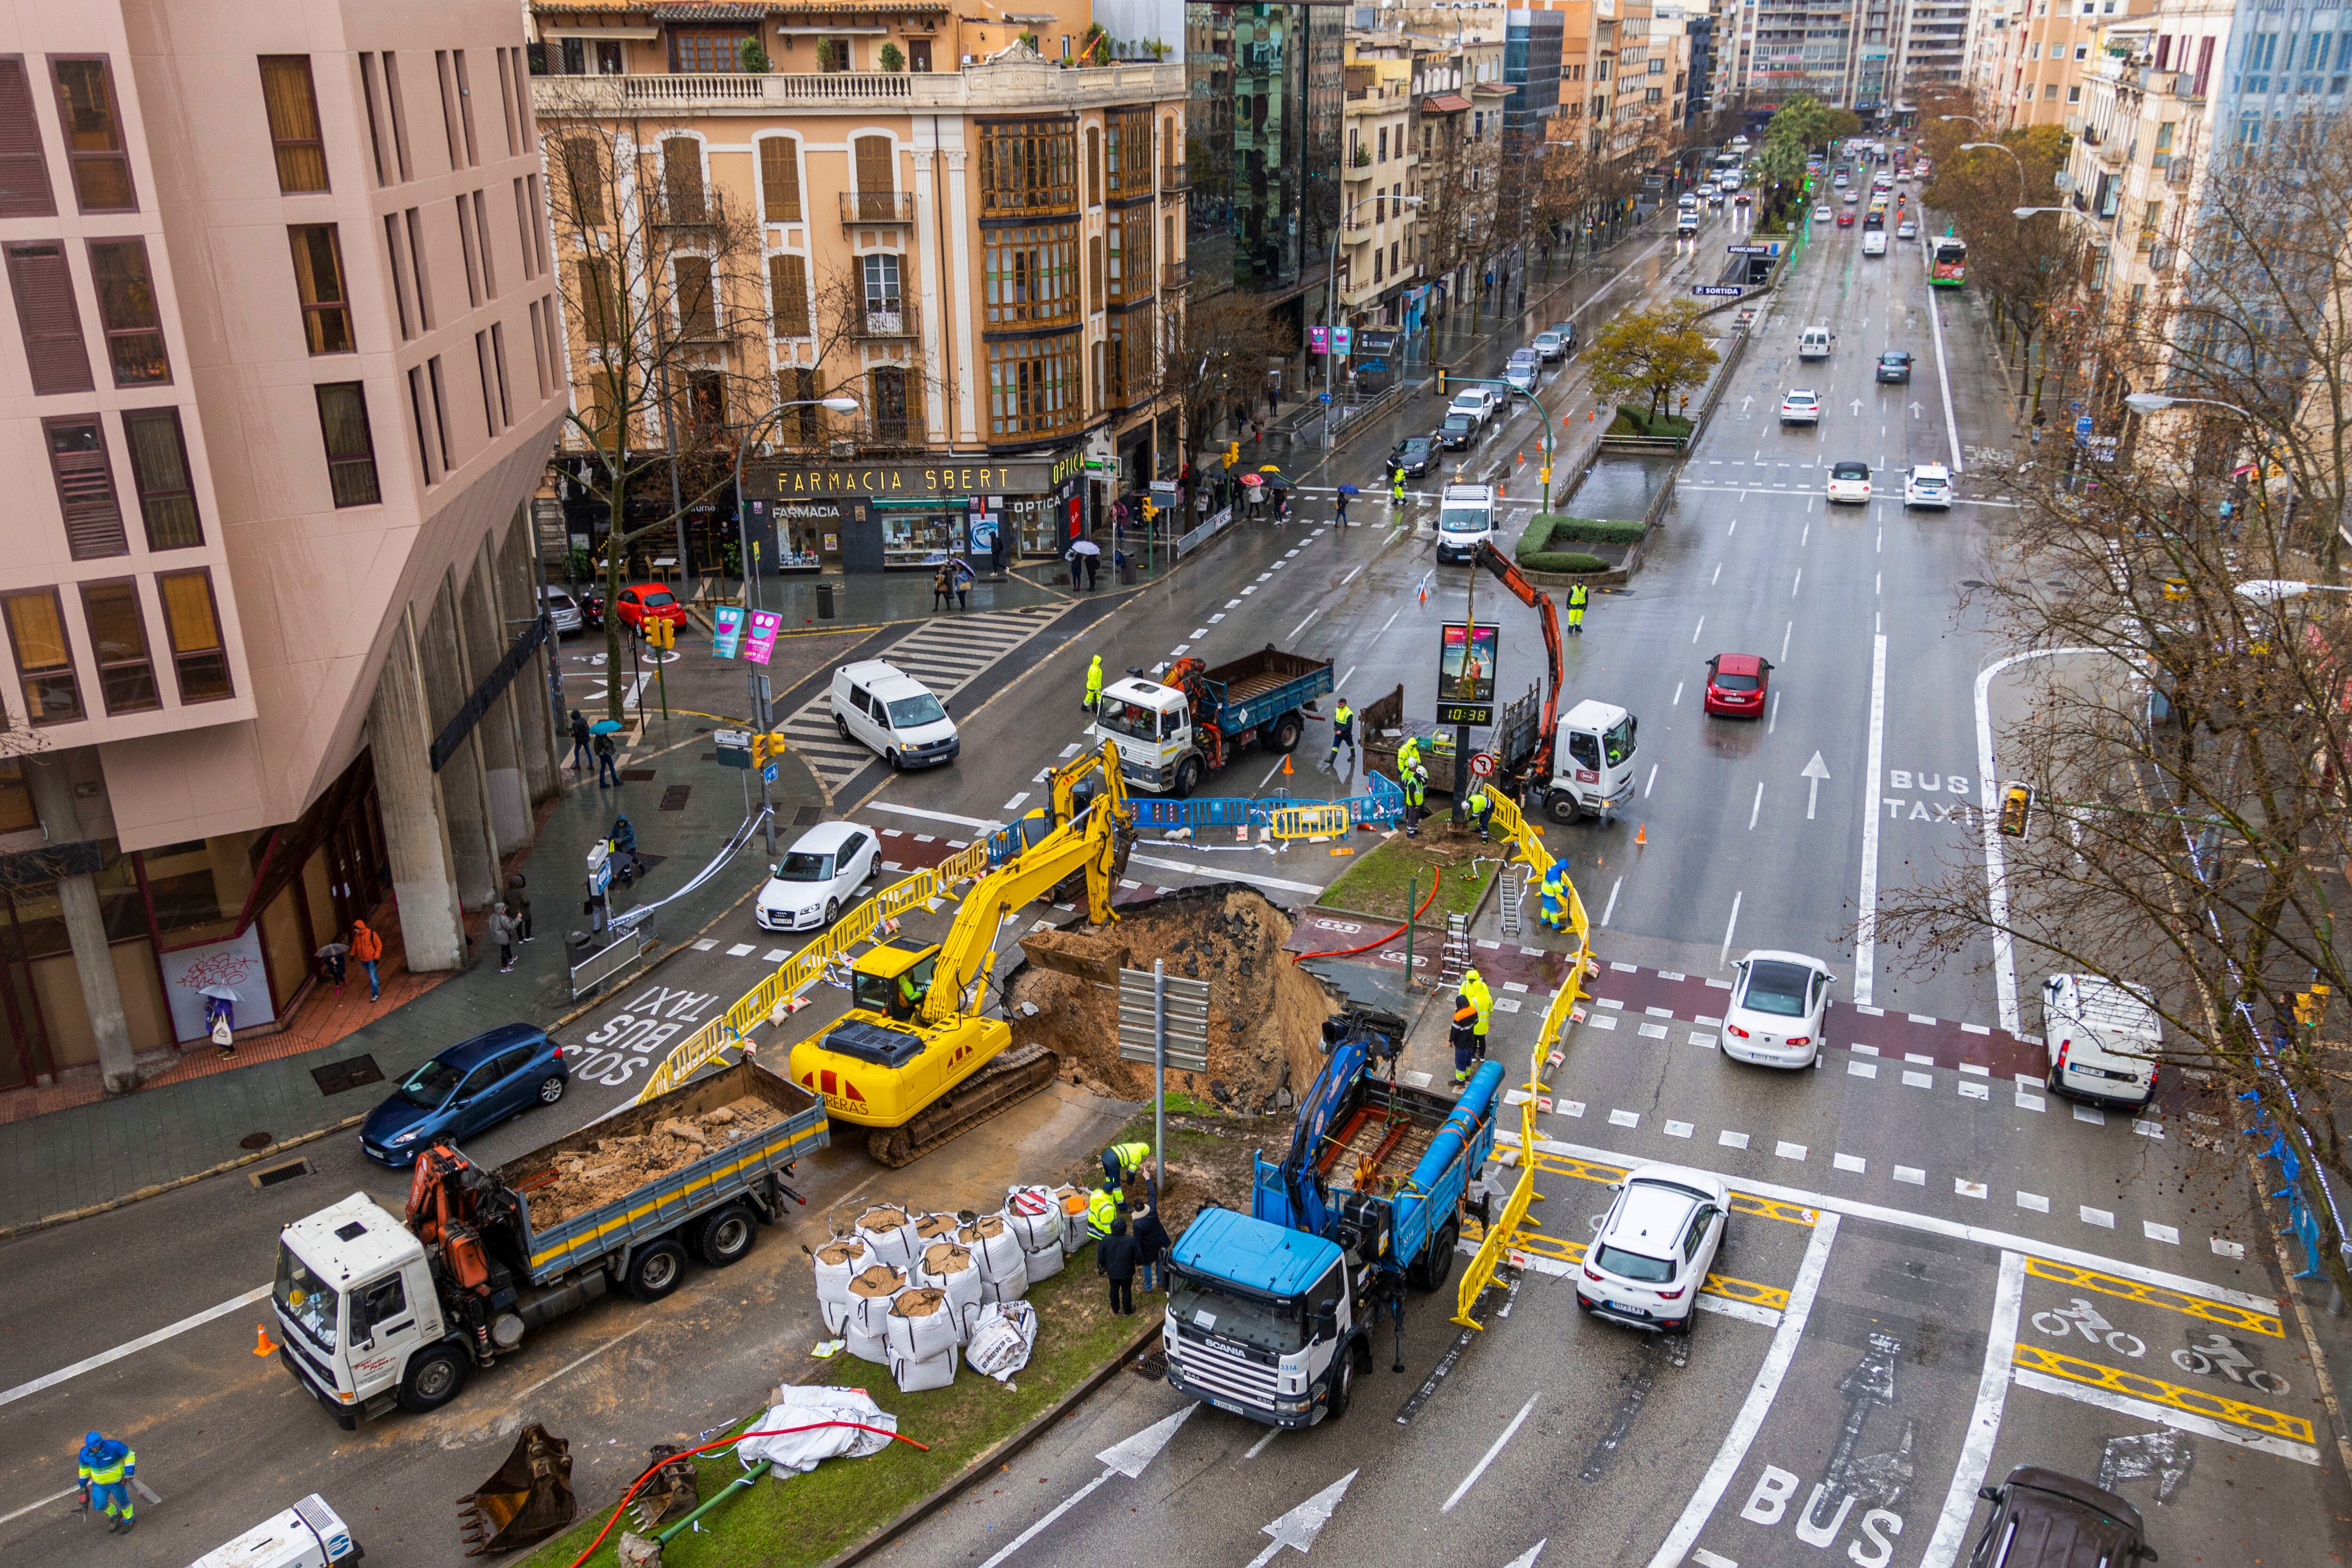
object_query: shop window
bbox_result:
[79,579,158,714]
[259,56,329,193]
[124,408,202,549]
[288,225,354,355]
[2,588,81,724]
[158,569,231,703]
[51,57,135,213]
[980,119,1077,215]
[984,222,1078,326]
[314,382,381,508]
[44,418,128,560]
[877,504,962,569]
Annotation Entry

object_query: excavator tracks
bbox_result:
[864,1043,1063,1168]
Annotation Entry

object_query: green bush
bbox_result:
[878,41,905,70]
[1523,550,1608,574]
[1514,515,1620,574]
[1613,404,1693,439]
[1535,514,1645,546]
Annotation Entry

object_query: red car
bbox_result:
[1836,210,1856,228]
[613,583,686,630]
[1704,653,1772,717]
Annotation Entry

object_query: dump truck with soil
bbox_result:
[1162,1008,1504,1426]
[272,1058,824,1427]
[1091,645,1334,796]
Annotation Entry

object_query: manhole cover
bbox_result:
[620,768,657,783]
[659,785,692,811]
[310,1054,384,1096]
[795,806,825,827]
[239,1131,274,1151]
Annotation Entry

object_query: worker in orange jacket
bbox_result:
[350,919,384,1002]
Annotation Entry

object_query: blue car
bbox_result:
[359,1023,568,1166]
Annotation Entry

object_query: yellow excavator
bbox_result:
[790,742,1134,1166]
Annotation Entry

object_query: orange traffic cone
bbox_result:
[1635,823,1647,848]
[1281,754,1294,776]
[254,1323,279,1357]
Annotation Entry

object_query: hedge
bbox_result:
[1514,513,1619,575]
[1612,405,1695,439]
[1532,514,1645,546]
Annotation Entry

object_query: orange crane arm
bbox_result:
[1472,541,1563,779]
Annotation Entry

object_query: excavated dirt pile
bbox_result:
[525,1099,783,1229]
[1007,883,1339,1112]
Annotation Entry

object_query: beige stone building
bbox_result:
[1339,39,1422,321]
[0,1,566,1092]
[1975,0,2161,130]
[527,1,1187,568]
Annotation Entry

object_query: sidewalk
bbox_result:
[685,570,1068,634]
[0,728,827,1234]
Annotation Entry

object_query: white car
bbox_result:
[1896,219,1918,240]
[1722,950,1835,1068]
[1812,204,1834,222]
[831,659,960,771]
[1577,1164,1730,1331]
[1905,462,1953,509]
[538,585,583,635]
[1449,387,1499,427]
[1827,460,1871,504]
[1862,230,1888,257]
[1779,389,1821,425]
[755,821,879,932]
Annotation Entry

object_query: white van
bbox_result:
[2041,973,2161,1108]
[830,659,960,771]
[1435,482,1497,565]
[1676,207,1700,236]
[1797,325,1834,360]
[1862,230,1888,257]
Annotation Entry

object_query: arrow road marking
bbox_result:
[1849,398,1864,416]
[1802,751,1830,820]
[1501,1543,1550,1568]
[977,1405,1196,1568]
[1246,1469,1359,1568]
[1910,400,1924,420]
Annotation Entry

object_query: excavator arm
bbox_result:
[1472,540,1564,779]
[919,742,1132,1025]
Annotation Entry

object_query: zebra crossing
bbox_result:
[778,606,1064,788]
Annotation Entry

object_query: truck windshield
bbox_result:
[275,1244,341,1352]
[1095,700,1164,740]
[1169,1271,1305,1356]
[1603,716,1637,765]
[1438,508,1490,534]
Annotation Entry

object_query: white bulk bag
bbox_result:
[914,1212,960,1245]
[845,1263,906,1362]
[1003,1186,1061,1253]
[1050,1186,1089,1254]
[965,1301,1039,1382]
[886,1286,960,1363]
[812,1238,869,1335]
[892,1347,958,1393]
[856,1205,918,1268]
[980,1267,1029,1305]
[1020,1233,1065,1282]
[917,1243,983,1337]
[736,1385,897,1473]
[958,1215,1025,1286]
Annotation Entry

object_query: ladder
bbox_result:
[1499,864,1526,939]
[1439,914,1473,991]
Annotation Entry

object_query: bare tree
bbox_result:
[1149,290,1294,470]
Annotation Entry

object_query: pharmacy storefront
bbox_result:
[743,452,1087,574]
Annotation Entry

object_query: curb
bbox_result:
[818,1317,1165,1568]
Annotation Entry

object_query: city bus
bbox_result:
[1930,235,1967,288]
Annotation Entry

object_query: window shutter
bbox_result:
[855,135,893,197]
[768,252,808,336]
[760,138,801,221]
[45,421,127,559]
[7,243,93,394]
[0,60,54,217]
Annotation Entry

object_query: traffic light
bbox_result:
[2294,985,2332,1029]
[1142,498,1158,523]
[1436,368,1448,397]
[1997,783,2032,839]
[1224,441,1240,470]
[647,618,674,651]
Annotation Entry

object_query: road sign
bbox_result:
[1692,284,1745,297]
[762,761,779,783]
[2074,415,2094,442]
[1726,243,1772,255]
[714,728,752,769]
[1320,391,1333,403]
[1117,966,1210,1072]
[1469,751,1496,779]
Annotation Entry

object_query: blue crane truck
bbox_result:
[1162,1007,1505,1425]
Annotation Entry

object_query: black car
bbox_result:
[1392,435,1439,477]
[1876,350,1913,384]
[1966,1467,2154,1566]
[1438,412,1479,450]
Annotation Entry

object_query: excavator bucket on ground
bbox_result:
[628,1444,700,1532]
[456,1424,577,1556]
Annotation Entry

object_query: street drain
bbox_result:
[659,785,692,811]
[250,1158,312,1189]
[238,1131,274,1150]
[1131,1351,1168,1380]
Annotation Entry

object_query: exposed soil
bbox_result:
[525,1098,784,1229]
[1007,884,1340,1114]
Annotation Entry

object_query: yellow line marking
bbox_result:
[2012,1344,2314,1444]
[1531,1151,1818,1226]
[2026,1257,2283,1337]
[1503,1230,1788,1309]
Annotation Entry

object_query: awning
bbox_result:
[1421,92,1472,113]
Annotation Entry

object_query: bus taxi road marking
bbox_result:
[1854,634,1887,1005]
[1509,1132,2277,1313]
[1919,1251,2024,1568]
[0,1284,270,1410]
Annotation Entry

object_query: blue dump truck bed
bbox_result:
[1195,647,1335,736]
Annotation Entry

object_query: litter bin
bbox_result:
[1118,559,1139,586]
[815,581,836,620]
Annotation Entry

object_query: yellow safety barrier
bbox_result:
[1268,803,1351,840]
[632,838,996,1104]
[2013,1343,2314,1445]
[2025,1257,2283,1337]
[1454,792,1593,1329]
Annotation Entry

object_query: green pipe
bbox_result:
[655,1460,772,1545]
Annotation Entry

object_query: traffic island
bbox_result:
[1317,825,1499,924]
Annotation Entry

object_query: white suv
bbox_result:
[1449,388,1499,429]
[1905,463,1953,509]
[1780,389,1821,425]
[1577,1165,1729,1332]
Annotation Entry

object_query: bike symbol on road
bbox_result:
[2032,1296,2147,1360]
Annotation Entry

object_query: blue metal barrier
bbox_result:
[1125,771,1406,831]
[2246,1096,2327,1279]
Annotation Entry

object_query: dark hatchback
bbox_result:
[1967,1467,2155,1567]
[1439,413,1479,450]
[1877,350,1914,383]
[1392,435,1439,477]
[359,1023,568,1165]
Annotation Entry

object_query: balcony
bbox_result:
[1162,257,1190,291]
[1341,218,1375,244]
[1161,162,1191,192]
[531,58,1184,115]
[848,300,921,341]
[842,191,916,224]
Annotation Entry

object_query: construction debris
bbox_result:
[527,1099,784,1228]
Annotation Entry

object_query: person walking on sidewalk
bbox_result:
[490,903,519,973]
[1098,1214,1139,1315]
[77,1431,137,1534]
[318,943,348,995]
[1066,542,1085,590]
[567,709,592,774]
[351,918,384,1001]
[505,873,533,941]
[931,563,954,612]
[210,998,236,1059]
[594,729,619,789]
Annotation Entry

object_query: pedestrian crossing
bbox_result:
[777,606,1063,788]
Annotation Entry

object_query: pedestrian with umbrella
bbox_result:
[1066,537,1101,590]
[201,985,239,1057]
[316,940,350,995]
[591,718,622,788]
[1335,483,1358,539]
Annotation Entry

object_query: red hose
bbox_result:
[560,1420,929,1568]
[1291,869,1441,962]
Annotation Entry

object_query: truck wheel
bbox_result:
[1545,789,1582,825]
[1267,713,1303,753]
[1174,758,1203,798]
[1411,1218,1460,1294]
[396,1344,469,1413]
[1323,1350,1354,1422]
[693,1204,758,1268]
[623,1238,689,1302]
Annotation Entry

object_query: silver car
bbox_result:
[1721,950,1835,1068]
[538,585,583,635]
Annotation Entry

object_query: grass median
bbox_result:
[1317,825,1498,923]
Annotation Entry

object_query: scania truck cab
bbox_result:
[1164,1208,1360,1425]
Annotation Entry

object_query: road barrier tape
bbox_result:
[2012,1343,2314,1444]
[2025,1257,2283,1337]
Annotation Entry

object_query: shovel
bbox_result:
[457,1424,577,1556]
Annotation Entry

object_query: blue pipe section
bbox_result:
[1407,1059,1504,1195]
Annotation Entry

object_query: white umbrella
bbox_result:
[198,984,241,1001]
[1068,540,1102,557]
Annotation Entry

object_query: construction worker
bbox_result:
[890,968,923,1021]
[1086,1184,1120,1242]
[1390,463,1406,505]
[1100,1139,1152,1196]
[1462,966,1494,1069]
[1463,784,1495,843]
[1449,987,1480,1086]
[1401,757,1428,838]
[1540,859,1568,931]
[1326,696,1356,775]
[1566,581,1590,636]
[1368,1264,1407,1373]
[1084,653,1104,713]
[77,1431,137,1534]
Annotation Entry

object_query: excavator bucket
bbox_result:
[627,1444,701,1532]
[456,1424,577,1556]
[1017,929,1128,986]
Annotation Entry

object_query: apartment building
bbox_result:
[1978,0,2160,128]
[1339,40,1422,322]
[1747,0,1856,106]
[1407,32,1508,310]
[1895,0,1974,99]
[529,1,1186,566]
[0,2,565,1094]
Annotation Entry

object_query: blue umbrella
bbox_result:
[1337,484,1360,496]
[590,719,624,735]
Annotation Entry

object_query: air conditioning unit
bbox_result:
[830,438,857,458]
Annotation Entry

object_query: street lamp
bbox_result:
[1324,192,1423,446]
[1938,114,1984,132]
[2011,204,2099,223]
[2233,579,2352,605]
[2124,391,2254,420]
[1959,141,2026,202]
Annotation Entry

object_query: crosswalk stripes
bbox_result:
[778,606,1064,788]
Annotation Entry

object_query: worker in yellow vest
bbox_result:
[1326,697,1356,776]
[1085,654,1104,712]
[1540,860,1568,931]
[1100,1139,1152,1196]
[1087,1185,1121,1242]
[1458,967,1494,1087]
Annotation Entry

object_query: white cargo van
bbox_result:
[2040,973,2161,1108]
[830,659,960,771]
[1797,325,1834,360]
[1435,482,1497,565]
